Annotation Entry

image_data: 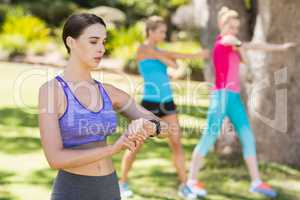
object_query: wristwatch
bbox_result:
[149,119,161,136]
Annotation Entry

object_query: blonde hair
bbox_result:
[218,7,239,28]
[145,16,165,37]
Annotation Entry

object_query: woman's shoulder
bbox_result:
[137,44,151,61]
[102,83,129,109]
[138,44,158,53]
[39,78,59,93]
[102,83,124,97]
[220,35,242,47]
[39,78,65,107]
[138,43,148,50]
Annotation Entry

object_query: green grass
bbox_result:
[0,61,300,200]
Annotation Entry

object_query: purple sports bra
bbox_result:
[55,75,117,148]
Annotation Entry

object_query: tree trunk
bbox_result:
[244,0,300,166]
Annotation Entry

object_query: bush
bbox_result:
[0,7,51,58]
[187,60,205,81]
[2,9,50,42]
[0,34,26,57]
[105,23,144,73]
[0,4,13,25]
[106,22,144,57]
[123,57,139,74]
[108,23,144,74]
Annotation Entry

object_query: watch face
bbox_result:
[150,119,160,135]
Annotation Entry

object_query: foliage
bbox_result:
[106,22,144,58]
[244,0,252,10]
[20,0,78,26]
[105,23,144,74]
[0,7,51,57]
[0,4,13,25]
[68,0,189,26]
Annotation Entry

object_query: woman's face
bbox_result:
[149,23,167,43]
[223,18,240,36]
[69,23,107,69]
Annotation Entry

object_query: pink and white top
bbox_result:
[212,35,241,92]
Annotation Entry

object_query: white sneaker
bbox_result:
[119,181,133,198]
[178,183,197,200]
[187,180,207,197]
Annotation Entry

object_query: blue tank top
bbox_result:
[55,75,117,148]
[138,59,173,103]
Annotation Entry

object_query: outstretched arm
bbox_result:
[220,35,296,52]
[157,48,209,60]
[242,42,295,52]
[139,45,209,62]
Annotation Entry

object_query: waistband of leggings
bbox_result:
[57,170,117,182]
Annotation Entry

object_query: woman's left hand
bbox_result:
[126,118,156,141]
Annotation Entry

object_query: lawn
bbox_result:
[0,61,300,200]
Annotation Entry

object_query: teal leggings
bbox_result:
[196,89,256,158]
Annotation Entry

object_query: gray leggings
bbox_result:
[51,170,121,200]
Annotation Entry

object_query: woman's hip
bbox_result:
[51,170,120,200]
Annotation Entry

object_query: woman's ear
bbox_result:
[66,36,75,52]
[148,29,154,38]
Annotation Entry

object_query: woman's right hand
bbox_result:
[112,119,150,153]
[112,133,138,154]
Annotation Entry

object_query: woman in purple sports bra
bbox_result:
[38,13,168,200]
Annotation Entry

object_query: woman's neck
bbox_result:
[64,55,93,82]
[145,38,157,47]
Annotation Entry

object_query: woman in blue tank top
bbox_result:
[119,16,209,199]
[38,13,168,200]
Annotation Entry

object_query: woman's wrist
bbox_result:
[109,144,117,155]
[110,143,121,155]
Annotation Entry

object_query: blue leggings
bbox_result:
[195,89,256,158]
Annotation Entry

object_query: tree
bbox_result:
[244,0,300,166]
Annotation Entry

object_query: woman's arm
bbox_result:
[158,48,209,60]
[39,81,135,169]
[138,45,209,63]
[220,35,296,52]
[242,42,295,52]
[104,84,169,138]
[137,45,178,68]
[160,57,179,68]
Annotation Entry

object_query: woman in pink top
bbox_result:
[185,7,295,198]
